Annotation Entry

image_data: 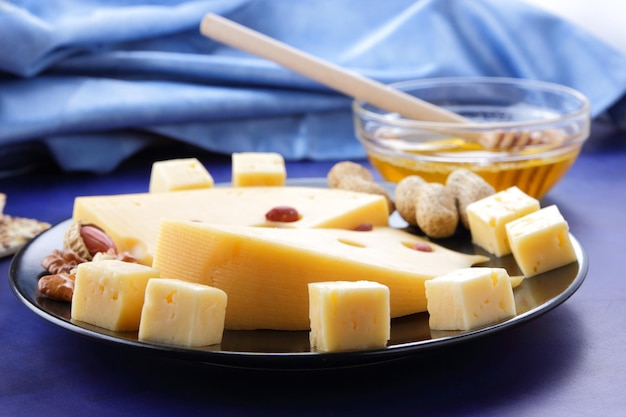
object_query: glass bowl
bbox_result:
[353,77,590,199]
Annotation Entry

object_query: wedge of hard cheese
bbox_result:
[152,221,488,330]
[73,186,389,265]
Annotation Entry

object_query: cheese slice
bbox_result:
[425,267,516,331]
[72,186,390,265]
[505,205,577,277]
[138,278,227,347]
[149,158,214,193]
[308,281,390,352]
[152,221,488,330]
[71,260,160,332]
[466,186,540,257]
[232,152,286,186]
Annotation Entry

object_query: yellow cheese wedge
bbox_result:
[232,152,286,186]
[466,186,540,257]
[138,278,227,347]
[71,260,160,331]
[505,205,577,277]
[149,158,214,193]
[425,267,516,331]
[152,220,488,330]
[308,281,390,352]
[72,186,389,265]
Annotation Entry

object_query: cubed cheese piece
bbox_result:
[232,152,286,186]
[152,221,488,330]
[466,186,540,256]
[308,281,390,352]
[505,205,577,277]
[73,186,389,265]
[71,260,160,331]
[149,158,214,193]
[138,278,227,347]
[425,267,516,331]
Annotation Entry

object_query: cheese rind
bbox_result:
[505,205,577,277]
[72,186,390,265]
[138,278,227,347]
[152,221,488,330]
[308,281,390,352]
[466,186,540,256]
[71,260,160,331]
[149,158,214,193]
[425,267,516,331]
[232,152,286,186]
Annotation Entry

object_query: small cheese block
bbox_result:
[73,186,389,265]
[232,152,286,186]
[138,278,227,347]
[425,267,516,331]
[71,260,160,331]
[308,281,390,352]
[505,205,577,277]
[466,186,540,257]
[149,158,214,193]
[152,221,488,330]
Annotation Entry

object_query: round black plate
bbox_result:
[8,181,588,370]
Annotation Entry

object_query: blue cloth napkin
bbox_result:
[2,0,626,174]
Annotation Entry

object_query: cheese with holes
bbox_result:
[71,260,160,331]
[72,186,389,265]
[467,186,540,256]
[425,267,516,331]
[152,221,488,330]
[308,281,390,352]
[506,205,576,277]
[149,158,214,193]
[232,152,286,186]
[138,278,227,347]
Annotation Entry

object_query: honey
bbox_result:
[366,142,581,199]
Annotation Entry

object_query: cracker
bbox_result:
[0,193,50,258]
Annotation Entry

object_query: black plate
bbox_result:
[8,181,588,370]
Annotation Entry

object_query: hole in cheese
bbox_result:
[337,238,366,248]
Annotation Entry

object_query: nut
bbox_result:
[265,206,301,222]
[41,248,86,275]
[415,182,459,239]
[446,169,495,229]
[64,222,116,260]
[394,175,426,226]
[38,272,75,302]
[327,161,395,214]
[353,223,373,231]
[92,248,138,263]
[411,241,433,252]
[327,161,374,188]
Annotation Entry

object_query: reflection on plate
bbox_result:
[8,180,588,370]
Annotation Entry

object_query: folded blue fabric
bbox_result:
[2,0,626,174]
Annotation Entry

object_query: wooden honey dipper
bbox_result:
[200,14,564,150]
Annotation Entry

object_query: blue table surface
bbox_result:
[1,121,625,417]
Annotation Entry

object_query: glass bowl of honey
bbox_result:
[353,77,590,199]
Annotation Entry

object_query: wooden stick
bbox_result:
[200,13,470,124]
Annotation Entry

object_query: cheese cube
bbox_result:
[232,152,286,186]
[308,281,390,352]
[425,267,516,331]
[138,278,227,347]
[466,186,540,256]
[149,158,214,193]
[71,260,160,331]
[505,205,577,277]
